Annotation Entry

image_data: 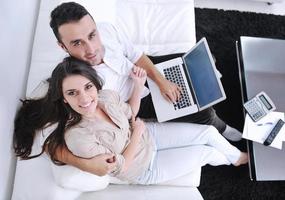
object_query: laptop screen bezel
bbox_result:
[182,37,226,110]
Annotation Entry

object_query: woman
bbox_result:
[14,57,248,185]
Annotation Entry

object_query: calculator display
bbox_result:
[259,94,273,110]
[243,91,276,122]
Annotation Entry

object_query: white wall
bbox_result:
[195,0,285,15]
[0,0,40,199]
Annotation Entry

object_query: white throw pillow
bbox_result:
[51,163,110,192]
[116,0,196,56]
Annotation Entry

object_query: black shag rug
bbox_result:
[195,8,285,200]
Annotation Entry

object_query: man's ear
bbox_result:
[57,41,68,53]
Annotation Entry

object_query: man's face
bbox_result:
[58,15,104,66]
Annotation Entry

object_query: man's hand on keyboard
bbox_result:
[158,78,182,103]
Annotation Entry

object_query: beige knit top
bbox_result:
[65,90,154,183]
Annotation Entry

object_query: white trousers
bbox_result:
[135,122,241,184]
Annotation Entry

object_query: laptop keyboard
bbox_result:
[163,65,191,110]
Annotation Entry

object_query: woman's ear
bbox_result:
[63,99,67,103]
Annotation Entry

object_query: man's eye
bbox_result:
[89,33,96,39]
[73,41,81,46]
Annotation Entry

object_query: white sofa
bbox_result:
[11,0,203,199]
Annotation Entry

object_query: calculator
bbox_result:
[243,91,276,122]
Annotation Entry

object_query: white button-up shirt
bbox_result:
[95,23,150,102]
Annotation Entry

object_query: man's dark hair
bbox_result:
[50,2,93,43]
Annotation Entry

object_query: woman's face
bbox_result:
[62,74,99,118]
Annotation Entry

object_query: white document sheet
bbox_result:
[242,112,285,149]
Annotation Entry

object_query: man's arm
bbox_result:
[55,146,117,176]
[135,54,181,102]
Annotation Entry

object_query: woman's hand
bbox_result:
[121,117,145,172]
[130,116,146,139]
[128,66,147,116]
[130,66,147,89]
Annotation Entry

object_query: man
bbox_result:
[49,2,242,175]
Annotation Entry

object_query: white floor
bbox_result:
[195,0,285,15]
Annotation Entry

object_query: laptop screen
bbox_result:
[183,39,225,108]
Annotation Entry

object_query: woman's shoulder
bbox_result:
[65,120,93,139]
[99,89,121,103]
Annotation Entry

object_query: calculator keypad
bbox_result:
[244,99,266,121]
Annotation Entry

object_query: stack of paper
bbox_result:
[242,112,285,149]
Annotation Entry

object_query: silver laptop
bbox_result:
[147,37,226,122]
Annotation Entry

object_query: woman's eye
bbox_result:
[86,84,93,90]
[67,91,75,96]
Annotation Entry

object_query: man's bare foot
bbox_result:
[234,152,248,166]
